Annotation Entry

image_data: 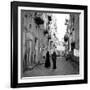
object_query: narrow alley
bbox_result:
[21,11,80,78]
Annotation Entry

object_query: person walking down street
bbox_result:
[52,49,57,69]
[45,51,51,68]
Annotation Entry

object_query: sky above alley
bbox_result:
[53,13,70,50]
[54,14,70,42]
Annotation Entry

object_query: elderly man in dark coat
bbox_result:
[52,48,57,69]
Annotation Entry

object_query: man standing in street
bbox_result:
[52,47,57,69]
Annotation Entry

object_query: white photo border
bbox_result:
[18,6,84,83]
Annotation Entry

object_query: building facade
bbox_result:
[66,14,80,52]
[21,11,57,72]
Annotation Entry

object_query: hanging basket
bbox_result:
[34,17,44,26]
[43,30,49,36]
[64,34,69,42]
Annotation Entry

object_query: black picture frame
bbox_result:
[11,1,88,88]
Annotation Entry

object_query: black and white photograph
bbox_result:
[11,1,87,88]
[21,11,80,77]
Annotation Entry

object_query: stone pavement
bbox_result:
[23,57,79,77]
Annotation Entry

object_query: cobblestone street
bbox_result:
[23,57,79,77]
